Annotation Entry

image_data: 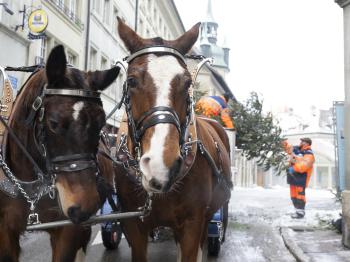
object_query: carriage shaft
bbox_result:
[26,211,143,231]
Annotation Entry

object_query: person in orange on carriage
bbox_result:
[282,137,315,219]
[195,93,234,129]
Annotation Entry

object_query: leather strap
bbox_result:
[0,79,14,138]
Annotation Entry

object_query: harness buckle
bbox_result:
[32,96,43,111]
[27,201,40,225]
[123,161,130,169]
[27,212,40,225]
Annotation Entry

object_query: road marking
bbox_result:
[91,229,125,246]
[92,230,102,246]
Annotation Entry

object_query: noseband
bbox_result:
[123,46,192,150]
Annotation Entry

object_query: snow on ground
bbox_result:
[229,186,341,229]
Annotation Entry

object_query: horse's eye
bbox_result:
[127,77,138,88]
[185,79,192,89]
[48,118,60,133]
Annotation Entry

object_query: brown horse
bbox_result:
[0,45,119,261]
[114,18,233,261]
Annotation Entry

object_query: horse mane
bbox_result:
[11,69,47,124]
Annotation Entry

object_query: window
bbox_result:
[153,8,157,24]
[207,26,211,34]
[114,71,124,98]
[89,47,97,70]
[138,18,144,36]
[163,25,167,39]
[68,0,77,20]
[67,51,77,66]
[93,0,100,14]
[159,17,162,33]
[101,56,108,70]
[112,6,119,35]
[55,0,64,8]
[35,37,47,65]
[103,0,110,25]
[147,0,151,12]
[40,38,47,60]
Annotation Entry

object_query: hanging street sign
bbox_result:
[27,9,48,39]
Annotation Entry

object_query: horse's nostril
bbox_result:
[67,205,81,219]
[67,205,89,224]
[141,156,151,165]
[149,178,163,191]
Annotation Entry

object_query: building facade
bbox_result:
[87,0,185,126]
[0,0,234,128]
[0,0,87,92]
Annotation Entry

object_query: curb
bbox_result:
[280,227,311,262]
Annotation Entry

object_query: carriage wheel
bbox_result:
[208,236,221,256]
[101,222,122,250]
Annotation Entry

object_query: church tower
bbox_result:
[199,0,230,77]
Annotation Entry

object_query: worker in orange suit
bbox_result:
[283,138,315,219]
[195,93,234,129]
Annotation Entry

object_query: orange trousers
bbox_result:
[290,185,306,210]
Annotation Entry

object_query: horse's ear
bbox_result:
[88,66,120,91]
[171,23,201,55]
[117,16,143,53]
[46,45,67,84]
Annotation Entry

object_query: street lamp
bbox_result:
[0,3,14,15]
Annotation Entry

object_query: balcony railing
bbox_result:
[44,0,84,31]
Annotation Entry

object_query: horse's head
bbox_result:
[41,46,119,223]
[117,18,200,193]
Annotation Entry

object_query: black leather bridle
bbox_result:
[26,84,102,178]
[122,46,193,154]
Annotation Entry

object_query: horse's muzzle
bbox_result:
[67,205,91,224]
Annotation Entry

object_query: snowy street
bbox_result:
[20,186,343,261]
[225,186,342,261]
[229,186,340,229]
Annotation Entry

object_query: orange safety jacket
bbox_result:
[195,96,234,129]
[283,141,315,187]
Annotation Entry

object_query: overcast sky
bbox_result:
[174,0,344,114]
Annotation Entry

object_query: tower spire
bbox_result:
[206,0,216,23]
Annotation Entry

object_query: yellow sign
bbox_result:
[28,9,48,34]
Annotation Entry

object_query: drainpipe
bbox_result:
[134,0,139,33]
[84,0,91,70]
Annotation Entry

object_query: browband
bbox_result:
[44,89,101,99]
[125,46,186,64]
